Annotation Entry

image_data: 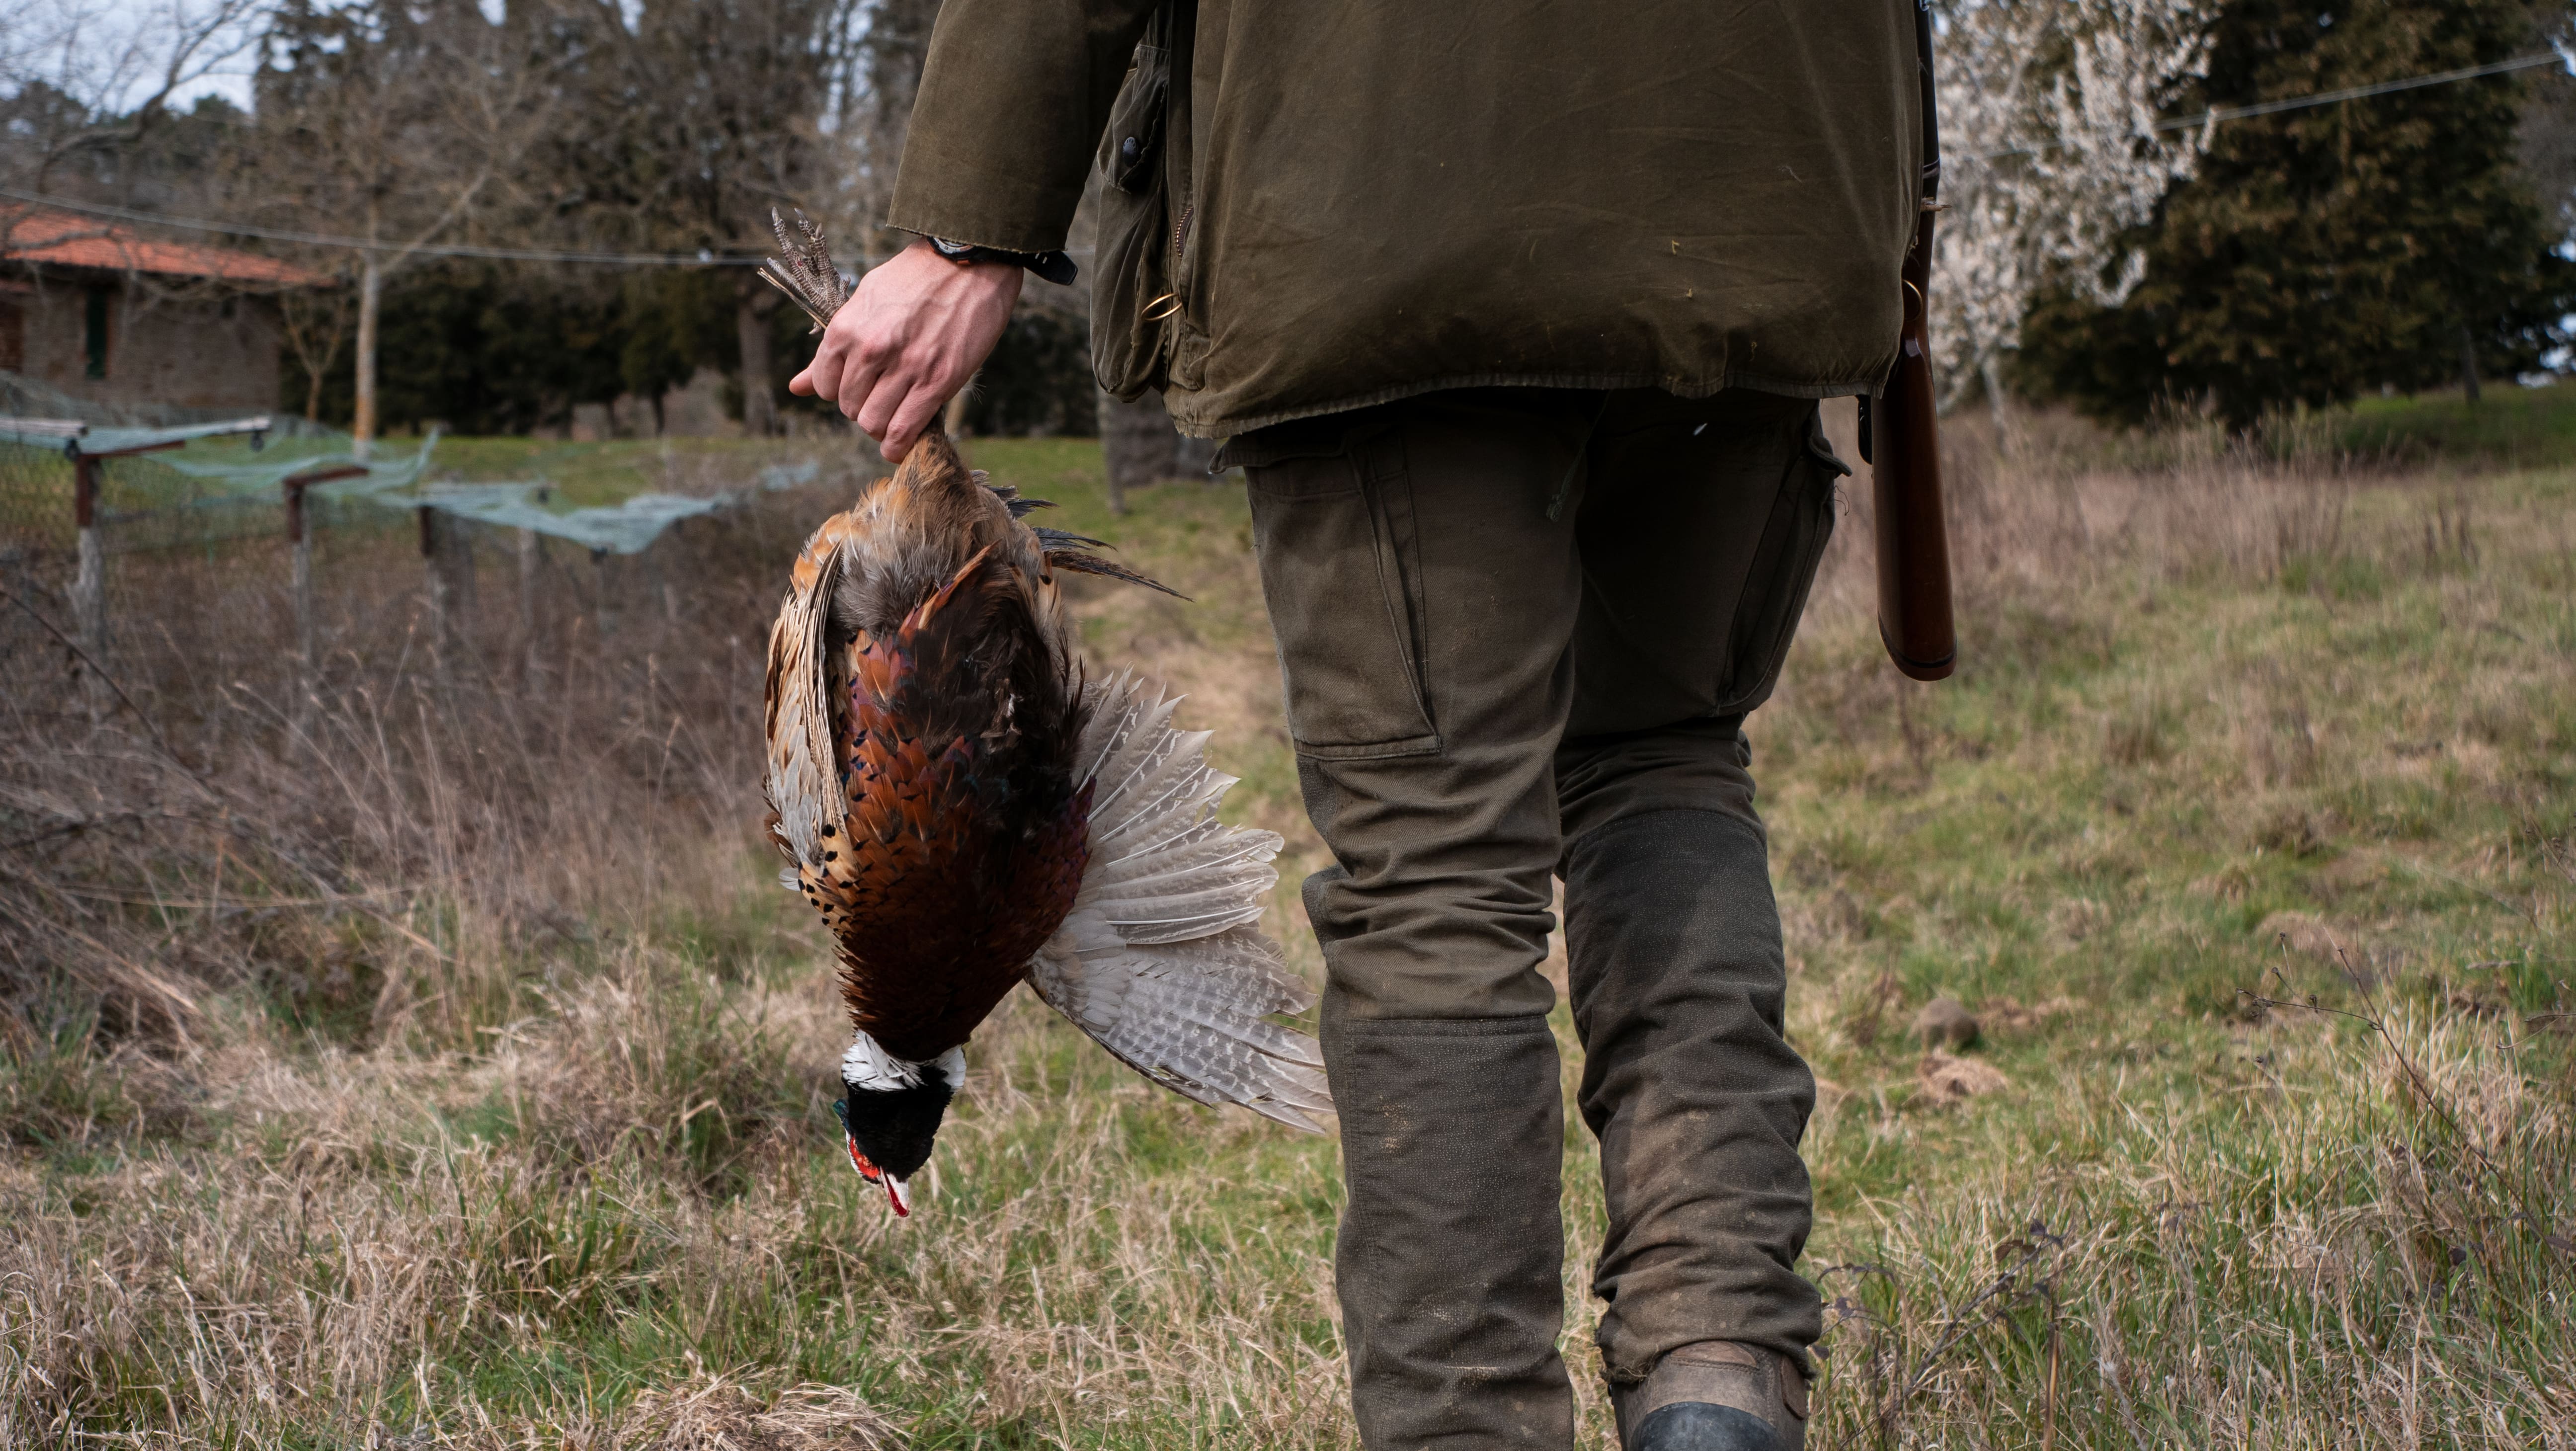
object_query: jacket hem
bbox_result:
[1171,368,1889,441]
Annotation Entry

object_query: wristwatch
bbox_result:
[927,236,1079,287]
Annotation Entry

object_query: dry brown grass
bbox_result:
[1,418,2570,1447]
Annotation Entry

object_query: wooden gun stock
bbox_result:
[1871,206,1956,682]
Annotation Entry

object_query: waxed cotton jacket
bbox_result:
[888,0,1924,439]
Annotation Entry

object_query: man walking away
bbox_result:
[790,5,1924,1447]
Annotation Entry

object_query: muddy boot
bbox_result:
[1612,1342,1809,1450]
[1322,996,1575,1449]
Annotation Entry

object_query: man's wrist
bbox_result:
[925,235,1078,287]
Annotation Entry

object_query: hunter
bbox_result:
[791,4,1925,1447]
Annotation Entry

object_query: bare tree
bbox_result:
[275,277,352,421]
[1931,0,2214,417]
[239,0,556,454]
[539,0,863,436]
[0,0,266,203]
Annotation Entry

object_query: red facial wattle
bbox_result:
[845,1135,910,1218]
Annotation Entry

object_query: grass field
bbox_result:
[2331,377,2576,470]
[2,406,2572,1447]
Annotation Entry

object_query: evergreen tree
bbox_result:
[2018,0,2575,427]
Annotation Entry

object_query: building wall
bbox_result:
[12,274,286,415]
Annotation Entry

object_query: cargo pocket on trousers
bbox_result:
[1243,436,1442,760]
[1715,418,1848,717]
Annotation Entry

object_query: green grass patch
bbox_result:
[3,434,2570,1446]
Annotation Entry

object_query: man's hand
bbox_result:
[789,239,1023,462]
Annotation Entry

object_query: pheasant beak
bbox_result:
[843,1134,911,1218]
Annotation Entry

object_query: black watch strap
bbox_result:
[927,236,1079,287]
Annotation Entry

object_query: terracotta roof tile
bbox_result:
[0,206,331,288]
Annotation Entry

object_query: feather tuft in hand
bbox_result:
[764,208,853,333]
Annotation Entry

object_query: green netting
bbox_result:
[0,418,271,457]
[158,429,443,499]
[0,372,396,554]
[0,371,333,438]
[402,459,820,554]
[0,370,829,561]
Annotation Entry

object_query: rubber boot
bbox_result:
[1612,1341,1808,1450]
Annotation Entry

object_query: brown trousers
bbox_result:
[1219,387,1839,1449]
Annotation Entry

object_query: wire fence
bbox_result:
[0,370,867,737]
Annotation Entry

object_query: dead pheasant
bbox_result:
[762,214,1331,1215]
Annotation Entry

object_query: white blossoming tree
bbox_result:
[1932,0,2215,414]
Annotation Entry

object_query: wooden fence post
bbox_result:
[517,526,540,692]
[421,507,478,682]
[284,477,315,730]
[285,479,315,669]
[277,462,364,726]
[420,506,445,687]
[591,547,614,641]
[71,451,108,708]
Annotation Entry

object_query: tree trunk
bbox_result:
[1100,389,1189,514]
[737,290,778,436]
[2458,322,2482,404]
[354,254,383,461]
[1980,351,2018,460]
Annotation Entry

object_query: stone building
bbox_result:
[1,206,328,415]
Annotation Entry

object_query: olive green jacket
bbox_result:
[888,0,1923,438]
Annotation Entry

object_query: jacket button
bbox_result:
[1122,136,1141,161]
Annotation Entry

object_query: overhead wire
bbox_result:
[0,183,774,265]
[6,48,2572,252]
[1964,49,2569,164]
[0,183,1101,268]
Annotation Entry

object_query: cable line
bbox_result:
[1965,50,2567,163]
[0,184,779,266]
[10,49,2571,242]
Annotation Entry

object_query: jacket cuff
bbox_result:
[886,145,1086,257]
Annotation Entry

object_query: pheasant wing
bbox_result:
[1025,672,1333,1131]
[764,511,855,874]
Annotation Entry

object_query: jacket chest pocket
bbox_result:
[1243,435,1442,760]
